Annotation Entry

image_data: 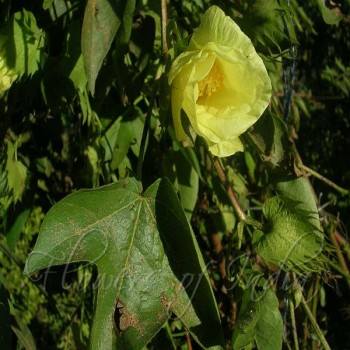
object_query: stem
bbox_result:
[213,157,246,221]
[299,164,349,195]
[136,80,159,181]
[293,275,331,350]
[288,297,300,350]
[329,226,350,291]
[186,332,193,350]
[212,157,263,229]
[161,0,169,55]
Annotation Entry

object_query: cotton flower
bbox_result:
[168,6,272,157]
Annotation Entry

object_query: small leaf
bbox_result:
[82,0,122,95]
[5,142,27,202]
[24,177,224,350]
[253,195,324,272]
[316,0,343,25]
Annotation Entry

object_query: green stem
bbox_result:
[329,227,350,291]
[136,65,163,180]
[299,164,349,195]
[288,297,300,350]
[293,275,331,350]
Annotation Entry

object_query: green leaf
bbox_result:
[24,177,224,350]
[316,0,343,25]
[5,142,27,202]
[233,291,260,349]
[253,195,324,272]
[174,147,199,221]
[61,21,88,92]
[237,0,297,52]
[4,207,31,250]
[117,0,136,51]
[82,0,122,95]
[110,110,144,169]
[276,176,320,230]
[233,288,283,350]
[43,0,54,10]
[245,112,293,174]
[0,10,43,77]
[1,274,37,350]
[255,290,283,350]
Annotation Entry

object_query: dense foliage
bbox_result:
[1,0,350,349]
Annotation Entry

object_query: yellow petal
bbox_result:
[189,6,255,57]
[169,5,272,158]
[207,137,244,157]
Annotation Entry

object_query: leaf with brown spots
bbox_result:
[24,178,224,350]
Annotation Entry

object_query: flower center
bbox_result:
[198,61,224,99]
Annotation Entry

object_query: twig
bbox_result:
[212,157,263,229]
[293,274,332,350]
[213,157,246,221]
[299,164,349,195]
[161,0,169,55]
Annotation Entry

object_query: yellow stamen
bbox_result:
[198,61,224,99]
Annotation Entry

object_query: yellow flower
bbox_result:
[168,6,272,157]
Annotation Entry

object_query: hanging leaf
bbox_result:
[81,0,122,95]
[24,177,224,350]
[253,195,324,273]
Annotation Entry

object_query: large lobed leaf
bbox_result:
[24,177,224,350]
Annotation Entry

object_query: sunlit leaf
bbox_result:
[0,10,43,77]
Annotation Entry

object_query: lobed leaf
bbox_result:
[24,177,224,350]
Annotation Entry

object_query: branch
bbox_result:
[212,157,263,229]
[161,0,169,55]
[299,163,349,195]
[293,274,331,350]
